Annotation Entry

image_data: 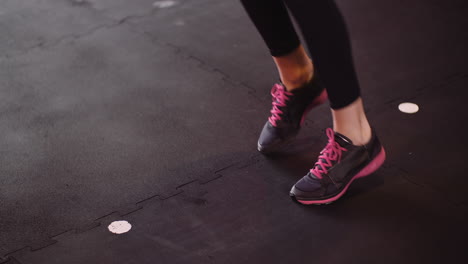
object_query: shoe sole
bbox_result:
[257,136,295,154]
[293,146,386,205]
[257,89,328,154]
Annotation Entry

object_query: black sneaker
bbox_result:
[290,128,386,205]
[257,77,327,153]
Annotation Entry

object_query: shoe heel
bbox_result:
[356,147,386,179]
[300,89,328,125]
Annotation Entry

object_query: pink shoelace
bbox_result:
[268,83,293,127]
[310,128,348,179]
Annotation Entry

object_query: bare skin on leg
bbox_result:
[332,97,372,145]
[272,45,314,91]
[271,44,371,145]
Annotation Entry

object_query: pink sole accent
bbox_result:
[297,147,386,205]
[300,89,328,126]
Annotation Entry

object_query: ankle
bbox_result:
[281,72,313,91]
[334,121,371,146]
[273,45,315,91]
[354,123,372,146]
[332,97,372,146]
[331,98,372,145]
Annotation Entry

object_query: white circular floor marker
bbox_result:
[398,102,419,114]
[108,220,132,234]
[153,1,177,8]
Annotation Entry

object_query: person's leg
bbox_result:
[240,0,385,204]
[283,0,371,144]
[273,45,314,92]
[280,0,385,204]
[240,0,328,153]
[332,98,371,145]
[239,0,314,91]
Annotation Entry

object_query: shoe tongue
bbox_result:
[308,131,351,180]
[334,132,353,146]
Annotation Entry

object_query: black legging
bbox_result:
[240,0,360,109]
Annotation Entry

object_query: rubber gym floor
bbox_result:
[1,0,467,263]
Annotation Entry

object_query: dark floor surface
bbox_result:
[1,0,467,263]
